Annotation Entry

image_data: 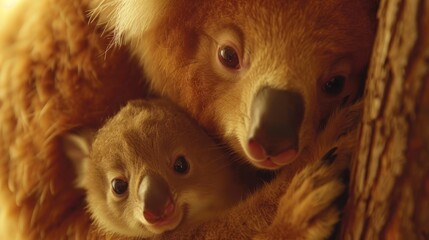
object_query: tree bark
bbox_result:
[340,0,429,239]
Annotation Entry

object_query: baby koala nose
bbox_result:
[248,87,304,166]
[139,173,175,224]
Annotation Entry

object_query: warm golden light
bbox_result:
[1,0,20,9]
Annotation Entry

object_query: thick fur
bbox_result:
[0,0,374,239]
[0,0,147,239]
[63,99,249,238]
[154,102,362,240]
[91,0,376,168]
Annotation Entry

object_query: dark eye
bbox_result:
[173,156,189,174]
[218,45,240,69]
[323,75,346,96]
[111,178,128,195]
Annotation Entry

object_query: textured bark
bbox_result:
[340,0,429,239]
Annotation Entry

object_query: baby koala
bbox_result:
[63,99,247,238]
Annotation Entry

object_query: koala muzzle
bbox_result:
[248,87,304,167]
[140,173,175,224]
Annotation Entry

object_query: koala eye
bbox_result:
[173,156,189,174]
[218,45,240,69]
[111,178,128,196]
[322,75,346,96]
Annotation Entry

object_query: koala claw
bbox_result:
[321,147,338,165]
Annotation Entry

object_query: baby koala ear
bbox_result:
[62,129,96,188]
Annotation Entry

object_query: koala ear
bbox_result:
[62,129,96,188]
[90,0,169,44]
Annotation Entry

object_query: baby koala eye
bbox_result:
[322,75,346,96]
[218,45,240,69]
[173,156,189,174]
[111,178,128,196]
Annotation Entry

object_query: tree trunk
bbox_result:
[340,0,429,239]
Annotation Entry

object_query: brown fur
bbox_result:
[154,102,362,240]
[88,2,375,236]
[0,0,146,238]
[0,0,375,239]
[91,0,376,168]
[63,99,249,238]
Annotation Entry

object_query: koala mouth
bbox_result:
[247,143,298,169]
[144,202,187,234]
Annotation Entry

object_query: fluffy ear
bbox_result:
[62,129,96,188]
[90,0,169,45]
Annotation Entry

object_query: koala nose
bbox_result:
[140,173,175,224]
[248,87,304,166]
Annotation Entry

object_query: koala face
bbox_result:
[64,99,245,237]
[92,0,376,169]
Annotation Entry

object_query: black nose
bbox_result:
[248,87,304,164]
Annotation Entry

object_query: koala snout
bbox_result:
[247,87,304,168]
[139,173,175,224]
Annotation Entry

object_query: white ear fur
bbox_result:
[90,0,169,45]
[62,129,96,188]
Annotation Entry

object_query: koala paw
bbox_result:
[255,147,350,240]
